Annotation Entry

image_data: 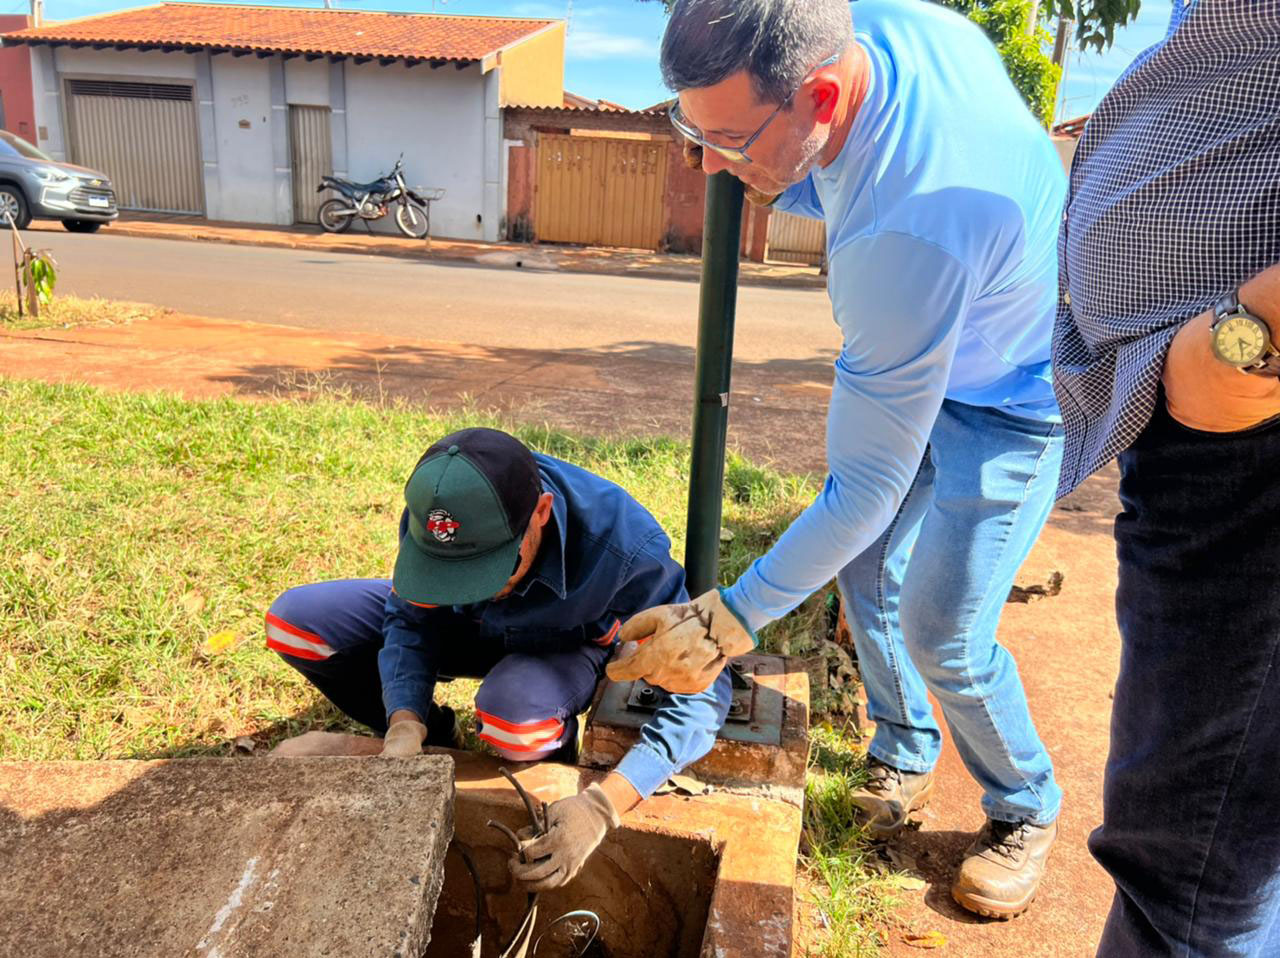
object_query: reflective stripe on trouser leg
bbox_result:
[472,644,610,761]
[475,709,566,760]
[264,579,396,733]
[265,611,336,661]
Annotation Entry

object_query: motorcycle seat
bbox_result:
[329,177,391,194]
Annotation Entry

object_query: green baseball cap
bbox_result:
[393,428,542,606]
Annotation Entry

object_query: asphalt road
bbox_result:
[30,230,839,364]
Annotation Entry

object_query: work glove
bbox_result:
[509,783,620,891]
[606,588,755,695]
[681,138,783,207]
[379,719,427,758]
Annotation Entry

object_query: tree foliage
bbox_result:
[1049,0,1143,51]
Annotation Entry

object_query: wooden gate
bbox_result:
[767,210,827,266]
[534,134,668,251]
[289,105,333,224]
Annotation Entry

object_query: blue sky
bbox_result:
[36,0,1174,120]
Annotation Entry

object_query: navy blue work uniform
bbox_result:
[266,453,732,796]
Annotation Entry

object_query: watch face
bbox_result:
[1212,315,1269,366]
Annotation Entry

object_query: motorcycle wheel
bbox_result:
[395,202,429,239]
[318,199,354,234]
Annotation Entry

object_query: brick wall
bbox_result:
[0,15,35,141]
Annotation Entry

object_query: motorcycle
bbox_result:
[316,156,444,239]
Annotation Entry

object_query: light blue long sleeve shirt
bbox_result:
[723,0,1066,631]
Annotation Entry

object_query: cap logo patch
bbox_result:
[425,509,461,543]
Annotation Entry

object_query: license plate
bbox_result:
[87,197,110,208]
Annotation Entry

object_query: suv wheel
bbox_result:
[62,219,102,234]
[0,186,29,229]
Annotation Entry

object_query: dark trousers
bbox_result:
[1093,400,1280,957]
[265,579,611,760]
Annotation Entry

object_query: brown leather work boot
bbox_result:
[951,818,1057,919]
[850,757,936,839]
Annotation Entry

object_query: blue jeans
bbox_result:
[1093,400,1280,957]
[839,399,1063,825]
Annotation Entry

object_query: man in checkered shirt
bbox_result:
[1054,3,1280,953]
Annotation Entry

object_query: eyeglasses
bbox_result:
[668,53,841,166]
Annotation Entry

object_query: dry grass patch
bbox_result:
[0,294,167,331]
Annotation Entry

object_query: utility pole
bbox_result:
[1027,0,1041,35]
[30,0,42,29]
[1051,15,1074,66]
[684,172,744,595]
[1051,15,1074,125]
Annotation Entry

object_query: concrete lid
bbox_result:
[0,756,455,958]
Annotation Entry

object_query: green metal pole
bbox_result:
[684,171,745,596]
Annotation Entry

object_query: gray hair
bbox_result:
[661,0,854,104]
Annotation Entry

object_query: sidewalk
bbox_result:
[33,213,827,290]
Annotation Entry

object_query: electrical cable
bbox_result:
[531,910,601,957]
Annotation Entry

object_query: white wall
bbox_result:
[1052,134,1078,172]
[54,47,197,80]
[344,60,487,241]
[482,68,501,243]
[207,55,276,222]
[30,46,64,159]
[284,58,329,107]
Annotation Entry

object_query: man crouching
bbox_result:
[265,427,731,889]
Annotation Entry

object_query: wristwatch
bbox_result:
[1209,289,1280,376]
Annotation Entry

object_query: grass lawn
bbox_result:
[1,376,902,956]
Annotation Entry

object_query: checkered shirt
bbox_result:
[1052,0,1280,495]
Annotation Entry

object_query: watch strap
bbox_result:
[1245,350,1280,378]
[1214,289,1242,324]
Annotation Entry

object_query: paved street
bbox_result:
[28,229,838,365]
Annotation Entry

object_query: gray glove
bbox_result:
[509,783,620,891]
[607,587,755,694]
[379,719,427,758]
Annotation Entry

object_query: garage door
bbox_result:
[65,79,204,214]
[534,134,669,251]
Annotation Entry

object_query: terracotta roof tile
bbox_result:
[1,2,558,62]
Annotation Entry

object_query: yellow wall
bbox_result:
[497,22,565,108]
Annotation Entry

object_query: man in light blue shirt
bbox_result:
[609,0,1066,917]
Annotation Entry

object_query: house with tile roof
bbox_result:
[0,3,565,239]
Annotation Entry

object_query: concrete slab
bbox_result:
[0,756,454,958]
